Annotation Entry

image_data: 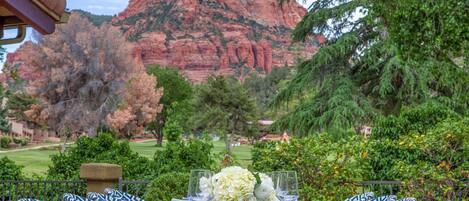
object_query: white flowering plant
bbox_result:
[199,166,279,201]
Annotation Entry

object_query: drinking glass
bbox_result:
[188,169,213,201]
[275,171,299,201]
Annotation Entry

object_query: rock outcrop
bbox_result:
[113,0,321,82]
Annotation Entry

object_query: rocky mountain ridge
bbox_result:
[112,0,322,82]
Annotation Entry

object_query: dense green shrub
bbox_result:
[0,157,23,180]
[370,102,463,180]
[13,137,29,146]
[0,136,11,148]
[163,120,183,142]
[144,172,189,201]
[252,135,373,200]
[369,100,468,200]
[372,101,457,140]
[153,140,216,175]
[371,118,469,200]
[47,133,153,180]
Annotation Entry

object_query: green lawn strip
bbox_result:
[0,148,60,177]
[1,140,253,177]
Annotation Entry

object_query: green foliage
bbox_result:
[0,157,23,180]
[47,133,153,180]
[0,86,11,133]
[72,10,112,27]
[163,120,183,142]
[0,136,11,148]
[243,67,290,117]
[6,93,38,122]
[369,118,469,200]
[275,0,469,136]
[144,172,189,201]
[373,0,468,60]
[372,101,457,140]
[252,135,373,200]
[146,65,193,144]
[192,76,258,152]
[12,137,29,146]
[153,140,216,175]
[148,65,193,107]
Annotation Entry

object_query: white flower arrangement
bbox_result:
[199,166,279,201]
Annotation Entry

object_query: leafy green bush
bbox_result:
[163,120,183,142]
[47,132,153,180]
[369,99,468,200]
[144,172,189,201]
[153,140,216,175]
[0,157,23,180]
[13,137,29,146]
[252,135,373,200]
[370,102,463,180]
[0,136,11,148]
[372,101,457,140]
[372,118,468,200]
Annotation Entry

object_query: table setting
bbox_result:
[173,166,299,201]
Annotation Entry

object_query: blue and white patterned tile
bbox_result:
[370,195,398,201]
[343,192,375,201]
[104,188,144,201]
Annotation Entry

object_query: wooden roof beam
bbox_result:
[0,0,56,34]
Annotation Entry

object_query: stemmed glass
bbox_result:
[188,169,213,201]
[271,171,299,201]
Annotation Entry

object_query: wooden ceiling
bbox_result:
[0,0,68,44]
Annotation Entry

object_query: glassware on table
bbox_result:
[273,171,299,201]
[188,169,213,201]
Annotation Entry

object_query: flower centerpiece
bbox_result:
[199,166,279,201]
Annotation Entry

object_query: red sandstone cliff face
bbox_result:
[113,0,320,82]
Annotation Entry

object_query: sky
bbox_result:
[1,0,314,63]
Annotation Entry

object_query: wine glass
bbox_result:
[188,169,213,201]
[276,171,299,201]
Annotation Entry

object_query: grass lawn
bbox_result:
[0,148,61,176]
[130,140,252,167]
[0,140,252,177]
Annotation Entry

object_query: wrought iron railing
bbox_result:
[0,180,86,201]
[4,179,464,200]
[117,178,151,198]
[359,180,402,196]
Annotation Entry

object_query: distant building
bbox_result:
[8,120,59,142]
[260,132,290,143]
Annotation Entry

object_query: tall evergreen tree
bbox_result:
[0,86,11,133]
[193,76,258,153]
[273,0,468,136]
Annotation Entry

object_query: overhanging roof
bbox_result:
[0,0,69,44]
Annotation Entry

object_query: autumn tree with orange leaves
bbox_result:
[106,72,163,139]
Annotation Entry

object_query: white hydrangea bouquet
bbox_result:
[199,166,279,201]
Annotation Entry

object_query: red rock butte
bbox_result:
[113,0,322,82]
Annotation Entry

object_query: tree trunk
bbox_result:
[224,132,232,154]
[88,127,97,137]
[151,131,163,146]
[61,134,68,153]
[157,133,163,146]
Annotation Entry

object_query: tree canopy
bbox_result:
[273,0,469,136]
[23,13,138,136]
[146,65,193,144]
[192,76,258,153]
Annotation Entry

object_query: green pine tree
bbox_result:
[273,0,468,136]
[192,76,258,153]
[0,86,11,133]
